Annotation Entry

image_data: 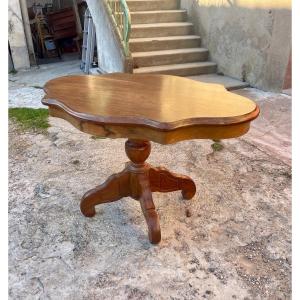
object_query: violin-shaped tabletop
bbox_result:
[42,73,259,144]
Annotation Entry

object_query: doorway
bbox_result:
[25,0,87,65]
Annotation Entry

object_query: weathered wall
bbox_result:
[86,0,130,73]
[180,0,291,91]
[27,0,52,7]
[9,48,14,72]
[8,0,30,70]
[26,0,74,8]
[20,0,36,65]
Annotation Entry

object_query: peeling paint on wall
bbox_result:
[195,0,291,9]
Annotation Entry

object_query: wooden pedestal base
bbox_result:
[80,139,196,244]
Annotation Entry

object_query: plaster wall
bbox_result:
[20,0,36,65]
[8,0,30,70]
[86,0,129,73]
[9,49,14,72]
[26,0,74,8]
[27,0,52,7]
[180,0,291,91]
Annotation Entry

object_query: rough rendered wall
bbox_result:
[86,0,127,73]
[8,0,30,70]
[27,0,74,9]
[181,0,291,91]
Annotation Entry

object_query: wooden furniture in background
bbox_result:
[32,14,59,58]
[47,7,80,56]
[42,73,260,244]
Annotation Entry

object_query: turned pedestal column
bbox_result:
[80,139,196,244]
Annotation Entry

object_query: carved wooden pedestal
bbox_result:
[43,73,259,245]
[80,139,196,244]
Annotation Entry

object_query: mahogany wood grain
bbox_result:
[149,166,196,199]
[80,139,196,244]
[42,73,259,244]
[42,73,259,144]
[80,169,131,218]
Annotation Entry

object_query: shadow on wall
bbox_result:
[194,0,290,9]
[181,0,291,92]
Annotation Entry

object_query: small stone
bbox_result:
[235,214,244,222]
[185,209,192,217]
[247,165,253,172]
[72,159,80,165]
[34,183,51,199]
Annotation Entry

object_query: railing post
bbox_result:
[105,0,131,56]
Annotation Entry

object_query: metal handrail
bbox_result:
[106,0,131,56]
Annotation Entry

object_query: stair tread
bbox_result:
[132,48,208,57]
[117,0,216,76]
[132,22,193,28]
[131,9,186,14]
[134,61,217,73]
[126,0,176,2]
[127,0,179,12]
[130,35,200,42]
[188,74,250,90]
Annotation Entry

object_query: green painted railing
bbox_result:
[106,0,131,56]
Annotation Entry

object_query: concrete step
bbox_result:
[132,48,209,68]
[126,0,179,11]
[130,35,201,52]
[133,61,217,76]
[187,74,250,90]
[131,22,194,38]
[130,10,187,24]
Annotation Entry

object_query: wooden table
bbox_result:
[42,73,259,244]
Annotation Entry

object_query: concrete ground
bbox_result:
[9,57,248,109]
[9,61,291,299]
[9,58,83,108]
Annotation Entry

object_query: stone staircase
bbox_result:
[127,0,217,76]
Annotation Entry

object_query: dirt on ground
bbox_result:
[9,112,291,299]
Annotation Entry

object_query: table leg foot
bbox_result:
[138,173,161,244]
[143,208,161,244]
[81,206,96,218]
[80,169,131,217]
[149,166,196,200]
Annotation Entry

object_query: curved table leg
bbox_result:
[149,166,196,200]
[79,139,197,244]
[137,173,161,244]
[80,169,131,217]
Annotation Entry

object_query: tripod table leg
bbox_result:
[137,173,161,244]
[80,169,131,217]
[149,166,196,200]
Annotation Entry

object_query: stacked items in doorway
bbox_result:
[28,1,86,60]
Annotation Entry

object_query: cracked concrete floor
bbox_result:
[9,59,82,109]
[9,78,291,299]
